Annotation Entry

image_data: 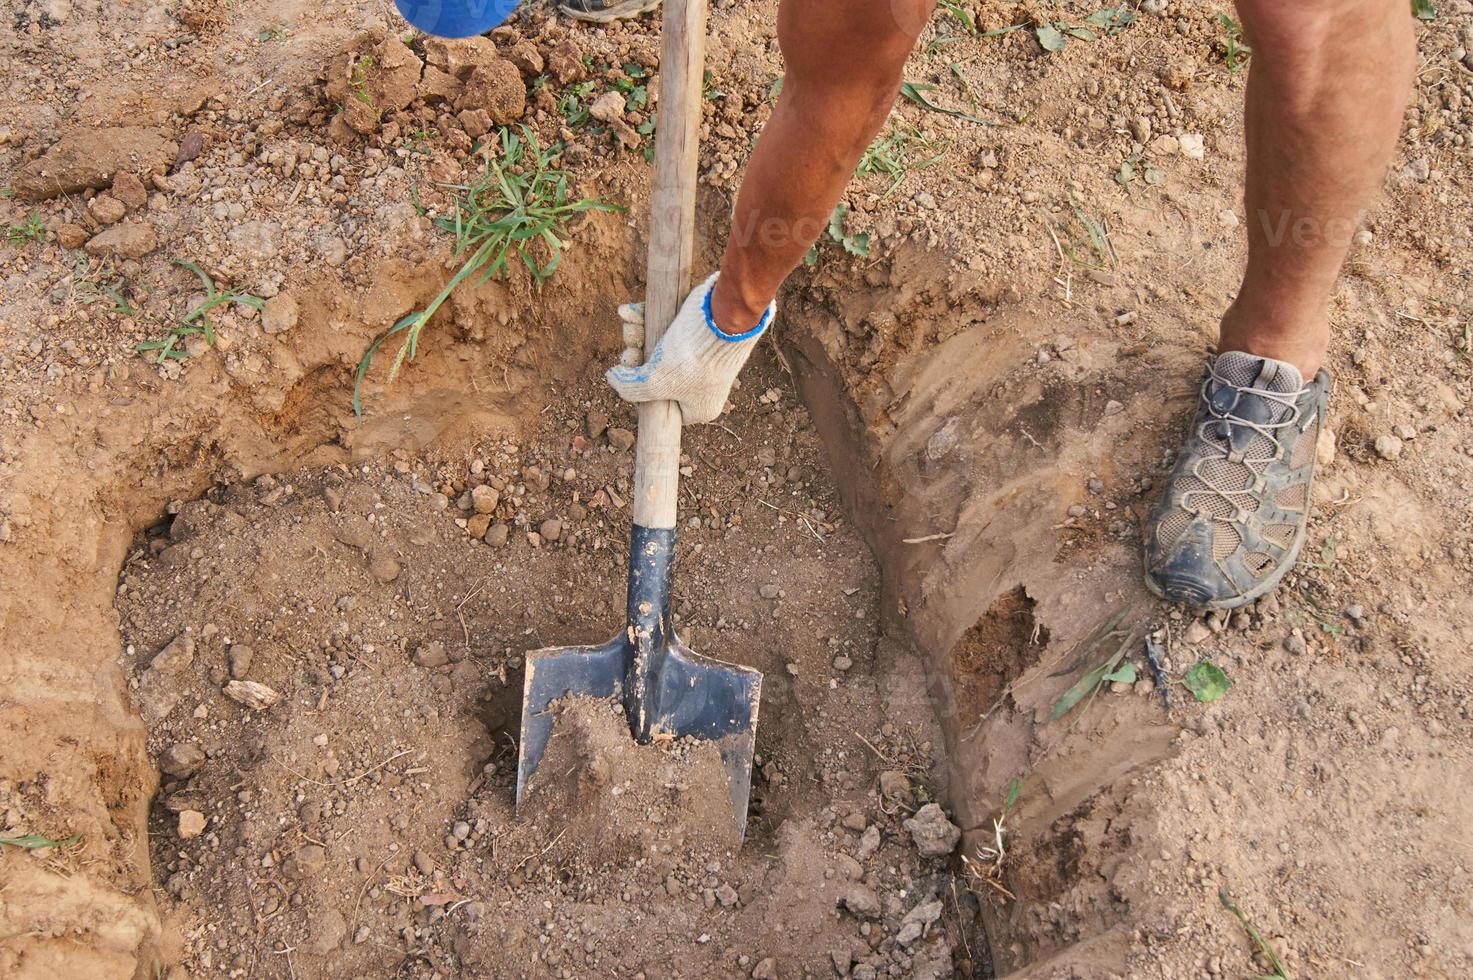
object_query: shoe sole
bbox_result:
[1142,507,1311,612]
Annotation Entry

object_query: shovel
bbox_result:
[514,0,762,841]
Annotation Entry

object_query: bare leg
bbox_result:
[1221,0,1416,377]
[709,0,934,330]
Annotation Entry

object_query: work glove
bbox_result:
[606,272,775,424]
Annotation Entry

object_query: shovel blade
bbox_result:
[515,632,762,842]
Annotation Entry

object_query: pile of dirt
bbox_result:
[521,696,748,852]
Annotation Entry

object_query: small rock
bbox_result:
[471,484,500,514]
[1344,604,1365,622]
[856,824,881,860]
[414,641,449,668]
[1183,620,1212,645]
[878,770,912,802]
[152,634,196,673]
[751,958,778,980]
[607,427,635,451]
[283,844,327,880]
[228,644,254,679]
[177,810,207,840]
[589,90,626,123]
[1150,134,1179,156]
[758,584,782,600]
[715,882,739,907]
[834,853,863,880]
[369,553,401,583]
[306,908,348,955]
[484,523,510,547]
[539,518,563,542]
[1102,399,1124,417]
[86,221,158,258]
[840,811,867,832]
[1178,133,1205,160]
[160,742,206,779]
[1374,435,1403,460]
[413,849,436,875]
[902,803,961,857]
[1316,428,1337,467]
[1392,423,1416,441]
[585,412,609,440]
[223,680,282,710]
[467,514,492,538]
[111,171,149,209]
[895,899,943,946]
[56,223,89,249]
[261,293,299,334]
[88,194,127,226]
[1283,633,1307,656]
[839,884,882,919]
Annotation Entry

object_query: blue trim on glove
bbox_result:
[702,283,772,342]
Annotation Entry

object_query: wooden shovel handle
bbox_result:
[631,0,707,530]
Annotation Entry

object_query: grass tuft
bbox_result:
[353,126,621,417]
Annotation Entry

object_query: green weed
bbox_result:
[1411,0,1437,20]
[1183,660,1232,702]
[857,126,950,198]
[354,126,621,416]
[1218,14,1251,72]
[0,833,82,850]
[136,260,264,363]
[1048,193,1118,270]
[1050,629,1138,722]
[1219,888,1291,979]
[6,213,46,246]
[803,202,870,267]
[900,82,994,126]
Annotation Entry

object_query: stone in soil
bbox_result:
[903,803,961,857]
[160,742,205,779]
[85,221,158,259]
[12,126,175,201]
[222,680,282,710]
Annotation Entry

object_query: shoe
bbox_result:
[559,0,663,23]
[1144,350,1331,610]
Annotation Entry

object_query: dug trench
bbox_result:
[5,4,1473,978]
[2,188,1188,978]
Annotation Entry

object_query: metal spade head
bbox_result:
[515,527,762,841]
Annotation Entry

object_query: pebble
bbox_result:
[607,427,635,451]
[758,584,781,599]
[1178,133,1205,159]
[227,644,254,679]
[223,680,281,710]
[177,810,207,839]
[856,824,881,860]
[1374,435,1403,460]
[484,523,510,547]
[838,883,882,919]
[539,518,562,542]
[414,641,449,668]
[368,553,401,583]
[282,844,327,879]
[471,484,499,514]
[160,742,206,779]
[1284,633,1307,656]
[261,293,299,334]
[589,90,626,123]
[1067,504,1087,518]
[902,803,961,857]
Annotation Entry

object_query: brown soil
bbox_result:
[2,1,1471,979]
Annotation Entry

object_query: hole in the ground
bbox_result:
[948,586,1049,736]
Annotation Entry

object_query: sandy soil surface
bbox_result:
[1,0,1470,978]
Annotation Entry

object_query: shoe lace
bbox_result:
[1181,357,1304,522]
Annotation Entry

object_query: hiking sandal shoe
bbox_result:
[1145,351,1331,610]
[559,0,662,22]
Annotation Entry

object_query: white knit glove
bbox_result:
[605,273,775,424]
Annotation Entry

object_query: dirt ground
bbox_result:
[1,0,1471,978]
